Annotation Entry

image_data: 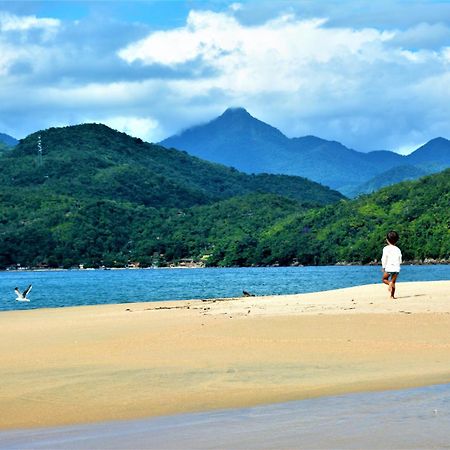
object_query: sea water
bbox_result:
[1,383,450,449]
[1,265,449,311]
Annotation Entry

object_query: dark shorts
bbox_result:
[387,272,399,276]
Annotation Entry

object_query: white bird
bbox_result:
[15,285,32,302]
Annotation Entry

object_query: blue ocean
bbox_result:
[2,264,449,311]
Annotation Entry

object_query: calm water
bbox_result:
[2,383,450,449]
[1,265,449,311]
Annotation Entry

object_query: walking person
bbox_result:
[381,230,402,299]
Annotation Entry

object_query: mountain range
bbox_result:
[0,132,18,151]
[5,123,341,207]
[161,108,450,196]
[0,123,341,268]
[0,123,447,268]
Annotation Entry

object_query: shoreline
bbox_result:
[1,280,449,430]
[3,261,450,272]
[2,383,450,449]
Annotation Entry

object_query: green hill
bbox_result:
[0,142,10,153]
[235,169,450,266]
[0,123,342,268]
[154,193,304,266]
[4,123,445,270]
[128,169,450,268]
[4,124,342,208]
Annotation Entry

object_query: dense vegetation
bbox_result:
[0,142,10,153]
[214,169,449,266]
[154,194,304,267]
[3,124,342,207]
[134,169,447,267]
[0,123,447,269]
[0,124,341,268]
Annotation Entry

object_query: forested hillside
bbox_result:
[0,124,447,269]
[207,169,449,267]
[0,142,10,153]
[151,194,304,267]
[3,124,342,207]
[134,169,447,267]
[0,124,342,268]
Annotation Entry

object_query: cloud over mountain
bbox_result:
[0,2,449,153]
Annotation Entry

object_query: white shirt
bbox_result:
[382,245,402,272]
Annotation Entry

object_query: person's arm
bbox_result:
[381,247,387,270]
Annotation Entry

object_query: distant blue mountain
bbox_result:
[407,137,450,166]
[345,165,430,197]
[0,132,18,147]
[162,107,292,173]
[160,108,450,196]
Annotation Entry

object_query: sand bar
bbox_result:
[0,280,449,430]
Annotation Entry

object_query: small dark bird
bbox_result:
[243,290,255,297]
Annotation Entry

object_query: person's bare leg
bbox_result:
[382,272,391,292]
[389,273,398,299]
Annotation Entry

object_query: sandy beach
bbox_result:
[0,280,449,430]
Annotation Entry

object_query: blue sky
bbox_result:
[3,1,193,26]
[1,1,450,153]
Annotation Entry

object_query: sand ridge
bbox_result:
[0,280,449,430]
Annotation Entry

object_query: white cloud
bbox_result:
[0,12,60,32]
[119,11,394,71]
[0,12,61,76]
[100,115,160,141]
[118,10,402,108]
[229,3,243,12]
[395,142,426,155]
[119,11,243,66]
[1,5,449,152]
[443,47,450,62]
[42,81,147,106]
[116,9,450,150]
[0,45,17,76]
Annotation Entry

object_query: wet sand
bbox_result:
[3,384,450,449]
[0,280,449,430]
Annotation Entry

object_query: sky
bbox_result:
[0,1,449,154]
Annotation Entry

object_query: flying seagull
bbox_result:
[15,285,32,302]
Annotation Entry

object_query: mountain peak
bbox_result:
[213,107,285,140]
[407,136,450,166]
[219,107,254,122]
[412,136,450,152]
[159,107,289,173]
[427,137,449,145]
[221,107,250,116]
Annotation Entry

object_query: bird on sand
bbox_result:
[15,285,32,302]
